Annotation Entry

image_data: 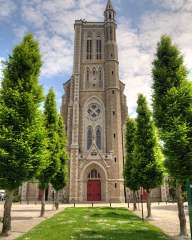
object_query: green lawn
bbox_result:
[17,207,170,240]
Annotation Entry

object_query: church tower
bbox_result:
[21,0,166,204]
[61,0,128,203]
[104,0,125,201]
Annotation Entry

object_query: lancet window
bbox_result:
[87,126,93,150]
[96,126,102,150]
[87,39,92,60]
[88,169,101,179]
[96,39,102,59]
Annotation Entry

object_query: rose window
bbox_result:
[87,103,101,120]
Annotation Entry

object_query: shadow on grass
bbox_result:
[86,207,140,222]
[16,208,171,240]
[72,229,169,240]
[90,211,139,221]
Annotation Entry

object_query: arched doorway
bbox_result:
[87,169,101,201]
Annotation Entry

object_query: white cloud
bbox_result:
[18,0,105,77]
[0,0,17,20]
[117,19,152,115]
[22,6,45,29]
[152,0,192,12]
[117,2,192,115]
[13,25,28,39]
[9,0,192,114]
[39,33,73,76]
[140,10,192,70]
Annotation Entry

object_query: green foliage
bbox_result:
[38,89,60,190]
[0,33,46,190]
[152,35,192,181]
[51,115,68,191]
[44,89,58,130]
[124,118,140,191]
[135,94,163,191]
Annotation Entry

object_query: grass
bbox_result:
[17,207,170,240]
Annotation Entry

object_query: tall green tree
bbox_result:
[38,88,60,217]
[51,115,68,210]
[135,94,163,218]
[0,34,46,236]
[124,118,140,211]
[152,35,192,237]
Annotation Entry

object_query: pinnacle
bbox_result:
[106,0,114,11]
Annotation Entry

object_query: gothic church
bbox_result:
[21,0,165,203]
[61,0,128,203]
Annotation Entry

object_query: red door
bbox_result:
[87,180,101,201]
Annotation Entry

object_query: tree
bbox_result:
[124,118,140,211]
[152,35,192,237]
[135,94,163,218]
[0,34,46,236]
[51,115,68,210]
[38,88,60,217]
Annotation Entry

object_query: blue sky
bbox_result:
[0,0,192,115]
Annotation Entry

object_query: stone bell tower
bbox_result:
[104,0,125,201]
[21,0,164,203]
[61,0,128,203]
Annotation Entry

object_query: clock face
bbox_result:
[87,103,101,120]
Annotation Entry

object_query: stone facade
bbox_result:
[61,0,128,203]
[20,0,166,203]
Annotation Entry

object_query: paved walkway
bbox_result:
[0,202,191,240]
[0,203,67,240]
[131,202,191,240]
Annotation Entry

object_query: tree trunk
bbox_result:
[40,189,45,217]
[1,189,15,236]
[133,191,137,211]
[55,191,59,210]
[176,184,188,237]
[137,191,140,210]
[146,189,152,218]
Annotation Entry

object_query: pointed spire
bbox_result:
[106,0,114,11]
[104,0,116,22]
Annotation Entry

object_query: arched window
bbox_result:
[96,126,102,150]
[92,67,97,81]
[96,38,102,59]
[87,34,92,60]
[86,68,90,82]
[108,27,110,41]
[98,68,103,88]
[87,126,93,150]
[93,68,96,76]
[110,27,113,41]
[88,169,101,179]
